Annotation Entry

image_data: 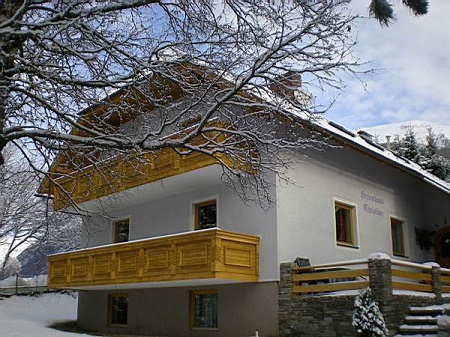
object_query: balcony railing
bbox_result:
[48,228,259,289]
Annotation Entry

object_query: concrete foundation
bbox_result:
[77,281,279,337]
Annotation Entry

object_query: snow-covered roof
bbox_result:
[68,48,450,196]
[288,110,450,196]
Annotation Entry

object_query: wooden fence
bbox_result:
[292,257,449,296]
[0,274,48,296]
[292,259,369,295]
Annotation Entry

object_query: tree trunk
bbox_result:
[0,1,24,165]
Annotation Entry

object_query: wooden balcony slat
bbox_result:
[392,269,432,282]
[392,281,433,293]
[292,269,369,282]
[440,275,450,284]
[292,280,368,294]
[48,229,259,289]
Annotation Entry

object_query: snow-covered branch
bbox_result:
[0,0,365,206]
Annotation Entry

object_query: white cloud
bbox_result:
[324,1,450,128]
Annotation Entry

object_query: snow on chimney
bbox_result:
[269,71,302,100]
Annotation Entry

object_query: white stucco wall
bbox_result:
[78,140,449,281]
[81,176,278,281]
[422,184,450,231]
[276,145,443,266]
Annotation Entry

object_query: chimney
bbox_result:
[386,135,391,150]
[269,71,301,100]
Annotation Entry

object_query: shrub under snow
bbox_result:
[352,287,388,337]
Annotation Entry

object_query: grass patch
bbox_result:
[48,320,100,335]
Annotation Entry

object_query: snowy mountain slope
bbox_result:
[360,120,450,145]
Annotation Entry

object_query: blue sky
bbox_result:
[322,1,450,129]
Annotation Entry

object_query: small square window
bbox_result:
[194,200,217,230]
[108,294,128,326]
[391,218,406,256]
[335,202,356,246]
[190,290,218,329]
[114,219,129,243]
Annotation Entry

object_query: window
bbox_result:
[335,202,356,246]
[108,294,128,326]
[190,290,218,329]
[113,219,130,243]
[391,217,406,256]
[194,200,217,230]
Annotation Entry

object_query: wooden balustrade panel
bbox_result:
[116,249,141,279]
[70,257,89,282]
[221,239,257,273]
[92,254,113,281]
[49,260,68,286]
[143,246,171,275]
[177,242,211,270]
[48,229,259,289]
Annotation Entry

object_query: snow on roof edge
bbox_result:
[288,110,450,196]
[66,48,450,196]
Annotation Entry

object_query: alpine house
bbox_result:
[41,63,450,337]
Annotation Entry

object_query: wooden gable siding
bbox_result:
[50,148,220,210]
[48,229,259,289]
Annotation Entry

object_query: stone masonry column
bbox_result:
[278,262,295,337]
[425,262,442,303]
[368,253,392,308]
[279,262,294,300]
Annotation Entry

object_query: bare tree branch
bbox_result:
[0,0,367,208]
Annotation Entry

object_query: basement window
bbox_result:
[108,294,128,326]
[190,290,218,329]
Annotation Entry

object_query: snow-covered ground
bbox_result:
[0,292,80,337]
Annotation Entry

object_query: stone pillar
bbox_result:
[368,253,392,308]
[432,265,442,302]
[279,262,294,301]
[423,262,442,303]
[278,262,295,337]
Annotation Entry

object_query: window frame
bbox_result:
[113,218,130,243]
[189,289,218,330]
[108,293,128,327]
[193,199,218,230]
[333,199,358,248]
[390,216,407,257]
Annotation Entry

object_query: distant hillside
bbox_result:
[360,120,450,147]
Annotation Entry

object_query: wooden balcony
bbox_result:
[48,229,259,289]
[47,149,220,211]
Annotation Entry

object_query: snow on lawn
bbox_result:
[0,292,81,337]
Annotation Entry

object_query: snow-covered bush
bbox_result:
[352,287,388,337]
